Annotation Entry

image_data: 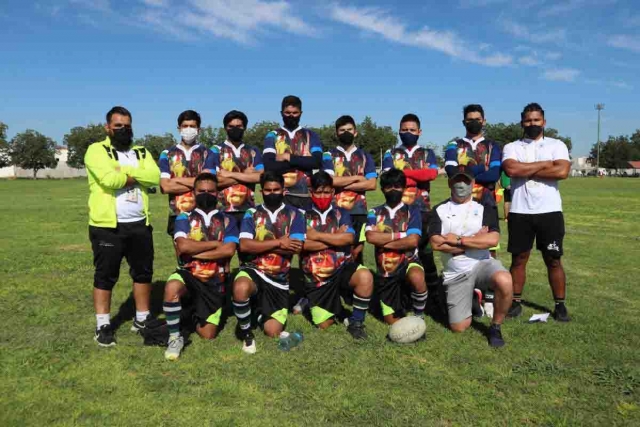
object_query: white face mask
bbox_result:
[180,128,198,145]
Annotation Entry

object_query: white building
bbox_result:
[0,146,86,179]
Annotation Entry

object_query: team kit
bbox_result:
[85,96,571,361]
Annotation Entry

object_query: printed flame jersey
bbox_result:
[366,203,422,277]
[382,145,438,212]
[174,209,239,283]
[159,144,217,216]
[322,146,377,215]
[302,207,355,287]
[213,141,264,213]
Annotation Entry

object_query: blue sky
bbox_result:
[1,0,639,157]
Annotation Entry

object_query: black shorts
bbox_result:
[306,262,362,325]
[236,267,289,325]
[169,269,227,326]
[89,220,154,291]
[377,260,424,317]
[503,188,512,203]
[350,214,367,244]
[284,194,312,211]
[507,212,565,258]
[167,215,177,237]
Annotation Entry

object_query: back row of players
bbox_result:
[89,95,571,360]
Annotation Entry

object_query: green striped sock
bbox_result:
[164,302,181,338]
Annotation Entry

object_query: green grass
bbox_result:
[1,177,639,426]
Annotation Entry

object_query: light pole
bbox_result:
[595,103,605,169]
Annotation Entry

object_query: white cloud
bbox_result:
[458,0,509,7]
[329,5,513,67]
[140,0,168,6]
[502,20,567,43]
[539,0,618,17]
[519,56,540,66]
[542,68,580,82]
[608,34,640,53]
[544,51,562,60]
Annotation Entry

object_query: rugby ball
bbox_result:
[388,316,426,344]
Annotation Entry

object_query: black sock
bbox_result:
[554,298,565,306]
[513,293,522,304]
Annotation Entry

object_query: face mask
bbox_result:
[227,127,245,143]
[195,192,217,211]
[384,189,403,208]
[180,128,198,145]
[311,195,332,211]
[263,193,284,211]
[282,114,300,130]
[399,132,419,146]
[523,125,543,139]
[338,132,355,146]
[111,127,133,151]
[452,181,472,200]
[464,120,483,135]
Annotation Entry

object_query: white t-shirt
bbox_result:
[115,149,145,223]
[502,137,570,214]
[427,199,499,283]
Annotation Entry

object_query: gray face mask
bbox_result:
[452,181,472,200]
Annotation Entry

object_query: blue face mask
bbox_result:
[399,132,419,146]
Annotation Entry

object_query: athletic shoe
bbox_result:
[346,319,368,340]
[94,324,116,347]
[506,302,522,318]
[130,315,152,333]
[292,298,309,315]
[164,335,184,361]
[472,289,485,318]
[241,330,257,354]
[553,304,571,322]
[488,324,505,348]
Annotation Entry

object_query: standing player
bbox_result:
[302,171,374,339]
[502,103,571,321]
[365,169,428,324]
[322,115,377,264]
[163,173,239,361]
[231,171,306,354]
[159,110,217,236]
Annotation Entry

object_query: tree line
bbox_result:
[587,130,640,169]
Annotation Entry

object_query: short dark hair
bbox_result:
[106,106,132,124]
[463,104,484,119]
[521,103,545,120]
[223,110,248,128]
[281,95,302,111]
[335,115,356,132]
[260,170,284,188]
[311,171,333,189]
[400,113,420,129]
[177,110,202,127]
[380,168,406,189]
[194,172,218,188]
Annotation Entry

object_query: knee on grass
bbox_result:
[450,318,472,333]
[196,324,219,340]
[263,319,284,338]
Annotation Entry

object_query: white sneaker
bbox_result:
[242,336,257,355]
[484,302,494,318]
[293,298,309,315]
[164,335,184,361]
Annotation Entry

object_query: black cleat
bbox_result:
[488,324,505,348]
[506,302,523,319]
[94,324,116,347]
[346,319,368,340]
[553,304,571,322]
[131,315,152,333]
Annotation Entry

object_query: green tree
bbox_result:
[0,122,10,168]
[9,130,58,178]
[356,116,397,165]
[198,126,226,148]
[589,135,639,169]
[135,133,176,162]
[64,124,107,168]
[484,122,572,152]
[243,121,281,152]
[308,123,338,151]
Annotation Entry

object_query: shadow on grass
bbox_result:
[111,280,167,331]
[522,300,553,313]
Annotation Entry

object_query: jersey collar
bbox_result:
[384,202,405,219]
[398,144,421,157]
[262,203,285,223]
[224,140,245,157]
[462,136,485,150]
[336,145,358,161]
[194,208,219,227]
[176,143,201,161]
[312,205,334,224]
[280,126,303,140]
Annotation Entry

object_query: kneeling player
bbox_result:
[163,172,239,361]
[365,169,428,325]
[232,171,306,354]
[302,171,373,339]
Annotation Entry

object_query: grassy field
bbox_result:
[1,177,639,426]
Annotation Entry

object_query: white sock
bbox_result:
[96,313,110,329]
[136,310,150,322]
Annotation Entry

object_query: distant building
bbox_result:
[570,156,594,177]
[0,146,86,179]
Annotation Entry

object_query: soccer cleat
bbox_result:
[164,335,184,361]
[241,330,257,354]
[346,319,368,340]
[292,298,309,315]
[553,304,571,322]
[130,315,152,333]
[506,302,523,318]
[472,289,484,318]
[488,324,505,348]
[94,324,116,347]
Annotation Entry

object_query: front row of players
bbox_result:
[163,167,512,360]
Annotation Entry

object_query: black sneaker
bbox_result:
[506,302,522,318]
[553,304,571,322]
[131,315,152,333]
[346,319,368,340]
[472,289,484,318]
[94,324,116,347]
[488,324,505,348]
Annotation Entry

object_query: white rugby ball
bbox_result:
[388,316,426,344]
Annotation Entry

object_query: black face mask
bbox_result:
[384,189,403,208]
[464,120,483,135]
[399,132,419,146]
[227,127,245,143]
[111,127,133,151]
[523,125,544,139]
[338,132,355,146]
[282,114,300,130]
[195,193,217,212]
[263,193,284,211]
